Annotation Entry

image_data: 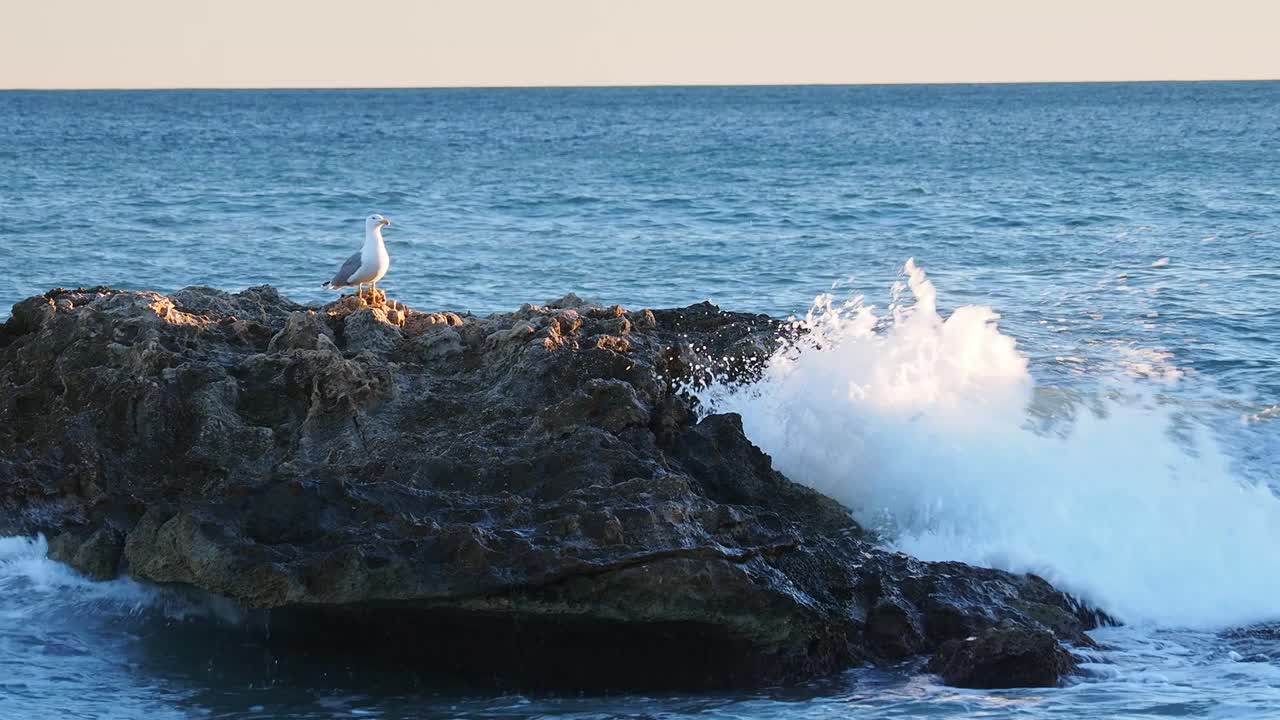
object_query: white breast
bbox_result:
[348,228,390,284]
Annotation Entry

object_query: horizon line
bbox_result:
[3,77,1278,92]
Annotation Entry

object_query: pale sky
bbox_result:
[2,0,1278,89]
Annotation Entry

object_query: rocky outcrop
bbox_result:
[0,285,1101,689]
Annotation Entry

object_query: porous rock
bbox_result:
[0,285,1102,690]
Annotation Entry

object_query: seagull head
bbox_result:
[366,214,391,231]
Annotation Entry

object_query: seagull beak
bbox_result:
[381,218,391,227]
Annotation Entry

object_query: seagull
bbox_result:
[322,214,392,299]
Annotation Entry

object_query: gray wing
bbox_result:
[325,252,362,287]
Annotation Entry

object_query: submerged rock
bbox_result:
[0,285,1100,689]
[927,625,1079,689]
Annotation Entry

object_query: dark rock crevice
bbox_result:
[265,604,797,690]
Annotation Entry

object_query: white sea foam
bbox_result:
[0,534,248,623]
[699,259,1280,628]
[0,535,156,612]
[1114,345,1185,383]
[1244,405,1280,424]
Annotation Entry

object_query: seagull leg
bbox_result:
[357,285,364,300]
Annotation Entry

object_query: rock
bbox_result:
[343,307,402,354]
[866,590,927,659]
[0,285,1104,690]
[927,625,1079,688]
[171,285,304,326]
[538,378,650,434]
[545,292,597,310]
[48,525,125,580]
[268,311,335,352]
[409,325,464,361]
[591,334,631,353]
[402,311,464,337]
[4,295,57,337]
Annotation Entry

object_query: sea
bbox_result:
[1,82,1279,718]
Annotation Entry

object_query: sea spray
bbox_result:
[699,259,1280,628]
[0,534,248,624]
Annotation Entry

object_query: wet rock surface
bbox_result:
[0,285,1101,689]
[927,625,1080,689]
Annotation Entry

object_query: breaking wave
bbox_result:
[700,259,1280,628]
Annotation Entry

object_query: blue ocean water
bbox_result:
[2,82,1280,718]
